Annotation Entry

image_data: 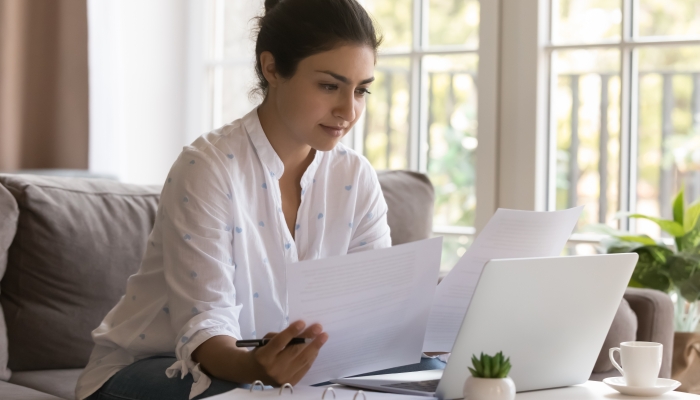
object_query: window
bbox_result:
[200,0,500,272]
[202,0,260,129]
[354,0,482,271]
[546,0,700,253]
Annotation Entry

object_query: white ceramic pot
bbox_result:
[462,376,516,400]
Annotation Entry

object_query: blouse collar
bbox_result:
[242,107,323,185]
[243,107,285,178]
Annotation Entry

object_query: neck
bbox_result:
[257,98,314,175]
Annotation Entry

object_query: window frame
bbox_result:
[542,0,700,245]
[494,0,700,250]
[190,0,700,245]
[352,0,500,235]
[194,0,501,237]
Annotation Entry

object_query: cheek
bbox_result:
[277,84,327,128]
[288,84,329,115]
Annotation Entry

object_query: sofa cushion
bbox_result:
[0,174,160,371]
[9,368,82,400]
[0,379,63,400]
[0,170,434,372]
[592,298,637,373]
[376,170,434,245]
[0,183,19,380]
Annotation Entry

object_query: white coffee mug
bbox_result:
[609,341,663,387]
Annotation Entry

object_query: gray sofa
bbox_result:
[0,172,674,400]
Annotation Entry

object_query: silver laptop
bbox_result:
[332,253,638,399]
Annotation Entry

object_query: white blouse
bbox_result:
[75,108,392,400]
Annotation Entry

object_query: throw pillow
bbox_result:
[0,174,160,371]
[377,170,434,245]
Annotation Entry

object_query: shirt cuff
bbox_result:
[167,326,240,399]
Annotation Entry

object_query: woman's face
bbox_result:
[270,44,375,152]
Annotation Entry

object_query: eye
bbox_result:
[320,84,338,91]
[355,88,372,97]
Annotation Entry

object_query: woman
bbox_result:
[77,1,441,399]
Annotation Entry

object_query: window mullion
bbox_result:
[546,50,558,211]
[618,0,638,231]
[211,0,225,129]
[408,0,424,172]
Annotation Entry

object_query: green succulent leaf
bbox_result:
[470,353,511,378]
[482,355,491,378]
[471,355,483,376]
[498,358,511,378]
[491,353,501,377]
[501,362,512,378]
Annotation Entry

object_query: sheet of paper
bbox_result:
[422,207,583,352]
[287,237,443,385]
[205,385,437,400]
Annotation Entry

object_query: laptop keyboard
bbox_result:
[381,379,440,392]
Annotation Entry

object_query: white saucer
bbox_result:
[603,377,681,397]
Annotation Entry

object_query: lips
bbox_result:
[320,124,345,138]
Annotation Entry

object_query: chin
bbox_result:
[313,140,340,152]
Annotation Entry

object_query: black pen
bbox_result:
[236,338,312,348]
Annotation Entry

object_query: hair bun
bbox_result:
[264,0,281,13]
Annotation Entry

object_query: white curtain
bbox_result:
[87,0,202,184]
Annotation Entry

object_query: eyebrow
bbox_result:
[316,70,375,85]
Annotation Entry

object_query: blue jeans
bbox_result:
[86,355,446,400]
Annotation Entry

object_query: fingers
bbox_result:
[253,321,327,385]
[281,324,323,359]
[288,361,313,385]
[288,333,328,384]
[259,321,305,357]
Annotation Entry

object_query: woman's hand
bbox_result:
[252,321,328,385]
[192,320,328,386]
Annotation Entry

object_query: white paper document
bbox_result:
[422,207,583,352]
[206,385,436,400]
[287,237,443,385]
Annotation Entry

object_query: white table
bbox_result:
[516,381,699,399]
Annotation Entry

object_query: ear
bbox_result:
[259,51,279,89]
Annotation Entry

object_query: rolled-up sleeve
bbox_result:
[159,148,241,398]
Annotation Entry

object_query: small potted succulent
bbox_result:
[463,352,515,400]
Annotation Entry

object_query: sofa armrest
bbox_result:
[623,287,674,378]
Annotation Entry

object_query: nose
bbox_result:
[333,90,356,122]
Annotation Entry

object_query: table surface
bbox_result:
[516,381,699,399]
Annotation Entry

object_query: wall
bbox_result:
[88,0,193,184]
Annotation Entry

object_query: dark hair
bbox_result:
[253,0,382,98]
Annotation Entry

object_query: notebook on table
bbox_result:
[205,384,437,400]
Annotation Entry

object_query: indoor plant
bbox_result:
[593,188,700,332]
[463,352,515,400]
